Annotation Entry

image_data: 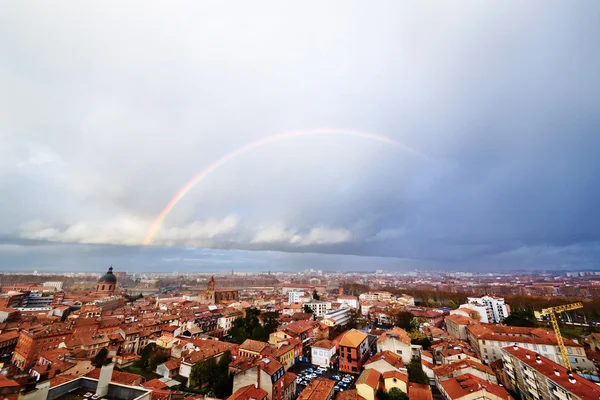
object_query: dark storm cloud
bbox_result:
[0,1,599,271]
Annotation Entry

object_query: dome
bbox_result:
[98,266,117,283]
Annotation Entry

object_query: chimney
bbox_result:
[567,371,576,384]
[536,354,542,364]
[95,359,115,397]
[513,344,518,350]
[525,352,530,359]
[554,368,560,376]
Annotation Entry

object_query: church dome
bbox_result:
[98,266,117,283]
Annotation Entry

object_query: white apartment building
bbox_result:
[288,290,305,304]
[460,296,509,323]
[42,281,64,291]
[303,300,330,317]
[323,307,351,326]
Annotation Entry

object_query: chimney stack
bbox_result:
[95,359,115,397]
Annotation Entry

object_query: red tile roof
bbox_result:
[228,384,268,400]
[503,345,600,399]
[439,373,510,400]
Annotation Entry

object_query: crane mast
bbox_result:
[539,302,583,371]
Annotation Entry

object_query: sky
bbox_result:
[1,1,599,273]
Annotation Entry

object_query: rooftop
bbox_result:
[503,345,600,399]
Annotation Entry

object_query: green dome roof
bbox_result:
[98,266,117,283]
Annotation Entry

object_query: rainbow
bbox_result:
[142,128,429,245]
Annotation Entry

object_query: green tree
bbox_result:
[407,362,429,385]
[139,343,156,370]
[213,373,233,398]
[252,325,267,341]
[303,305,314,314]
[217,351,232,369]
[92,347,109,368]
[262,312,280,335]
[388,387,408,400]
[392,312,413,330]
[312,290,320,300]
[503,309,537,327]
[189,357,218,388]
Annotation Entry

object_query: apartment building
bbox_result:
[502,345,600,400]
[459,296,510,323]
[466,324,596,372]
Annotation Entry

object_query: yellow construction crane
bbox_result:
[538,302,583,371]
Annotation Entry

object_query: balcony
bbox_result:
[551,388,568,400]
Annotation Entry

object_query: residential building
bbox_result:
[311,339,336,368]
[322,307,351,327]
[438,373,511,400]
[239,339,270,358]
[337,295,358,309]
[12,323,71,370]
[337,329,369,373]
[444,314,479,341]
[459,296,510,323]
[303,300,329,317]
[376,327,417,365]
[228,384,269,400]
[231,357,287,400]
[288,290,306,304]
[466,324,596,371]
[297,378,334,400]
[502,345,600,400]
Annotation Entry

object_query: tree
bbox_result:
[212,373,233,398]
[262,312,280,335]
[92,347,109,368]
[312,290,320,300]
[139,343,157,370]
[407,362,429,385]
[503,309,537,327]
[303,305,314,314]
[388,387,409,400]
[189,357,218,388]
[217,351,232,369]
[392,312,412,330]
[252,325,267,341]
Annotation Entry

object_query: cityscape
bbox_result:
[2,1,600,400]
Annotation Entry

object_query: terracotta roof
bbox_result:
[240,339,269,353]
[0,330,20,342]
[228,384,268,400]
[335,389,359,400]
[85,368,140,385]
[381,370,408,382]
[439,373,510,400]
[298,378,335,400]
[366,351,405,369]
[407,382,433,400]
[503,345,600,399]
[283,371,297,387]
[445,314,478,326]
[338,329,367,348]
[257,356,283,375]
[356,369,381,389]
[377,327,411,345]
[312,339,335,349]
[142,378,168,389]
[467,324,582,347]
[432,359,492,377]
[162,359,181,370]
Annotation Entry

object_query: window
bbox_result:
[576,348,582,355]
[567,348,573,355]
[542,345,547,352]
